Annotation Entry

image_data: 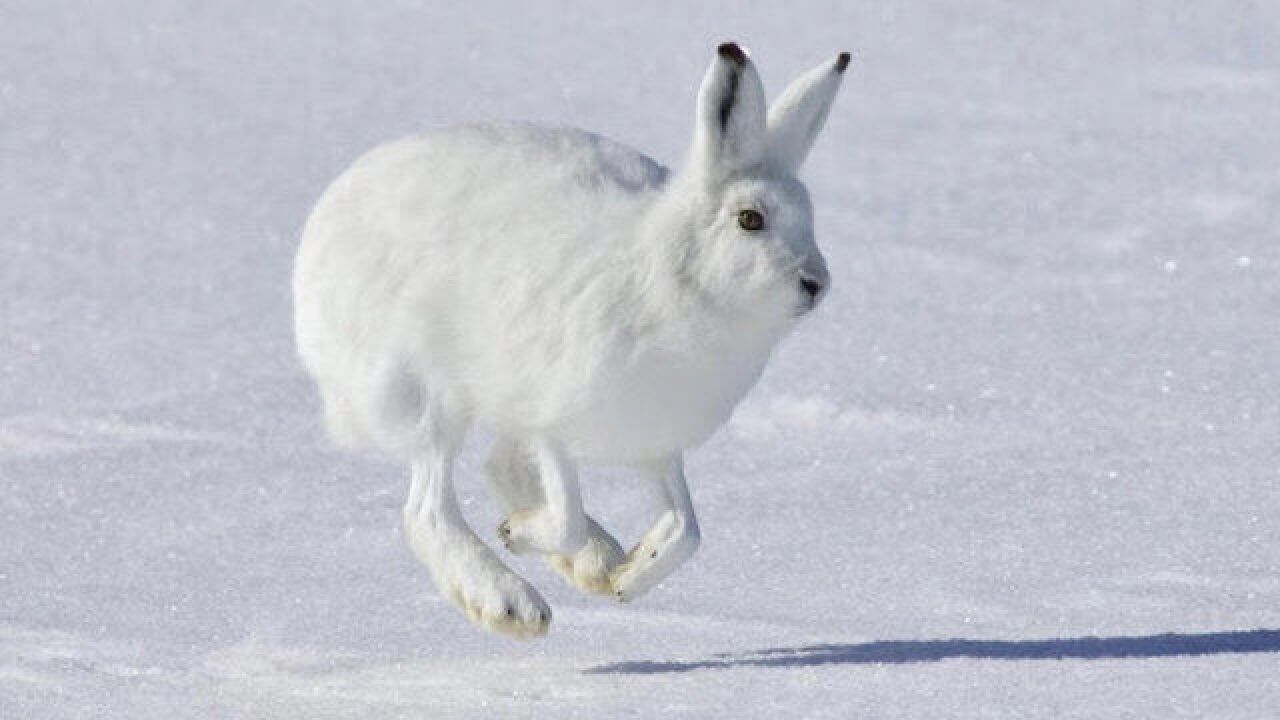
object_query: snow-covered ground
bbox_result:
[3,2,1279,717]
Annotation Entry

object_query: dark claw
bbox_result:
[649,550,657,559]
[498,522,515,551]
[836,52,851,73]
[504,605,514,618]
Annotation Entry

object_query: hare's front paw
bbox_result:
[609,510,700,602]
[498,507,587,557]
[546,520,626,597]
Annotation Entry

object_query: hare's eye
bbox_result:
[738,209,765,232]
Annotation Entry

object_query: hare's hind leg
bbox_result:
[486,438,624,597]
[403,418,550,639]
[610,455,701,602]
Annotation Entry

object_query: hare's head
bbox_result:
[664,43,848,327]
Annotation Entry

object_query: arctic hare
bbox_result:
[294,42,848,638]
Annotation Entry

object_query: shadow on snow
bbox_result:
[585,629,1280,674]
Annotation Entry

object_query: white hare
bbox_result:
[293,42,848,638]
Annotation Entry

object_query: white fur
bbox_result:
[293,44,847,638]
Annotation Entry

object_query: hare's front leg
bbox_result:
[494,438,590,558]
[486,438,624,596]
[403,428,550,639]
[610,455,701,601]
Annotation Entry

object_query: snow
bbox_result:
[3,1,1279,717]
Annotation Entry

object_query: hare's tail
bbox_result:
[319,384,369,448]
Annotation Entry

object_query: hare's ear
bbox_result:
[766,52,850,172]
[690,42,767,177]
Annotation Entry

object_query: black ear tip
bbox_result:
[717,42,747,66]
[836,52,851,73]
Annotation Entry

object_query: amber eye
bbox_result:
[738,208,765,232]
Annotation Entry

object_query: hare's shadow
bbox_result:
[586,629,1280,674]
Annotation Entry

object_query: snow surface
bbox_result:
[3,1,1279,717]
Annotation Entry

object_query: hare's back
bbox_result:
[297,122,666,308]
[433,123,669,194]
[294,123,668,439]
[298,123,667,295]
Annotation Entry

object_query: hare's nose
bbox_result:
[799,275,824,302]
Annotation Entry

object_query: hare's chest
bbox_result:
[560,343,771,462]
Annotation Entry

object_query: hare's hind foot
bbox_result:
[405,434,550,640]
[445,560,551,640]
[407,514,551,639]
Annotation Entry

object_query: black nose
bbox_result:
[799,275,824,301]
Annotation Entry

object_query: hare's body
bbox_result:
[295,124,775,462]
[294,44,849,638]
